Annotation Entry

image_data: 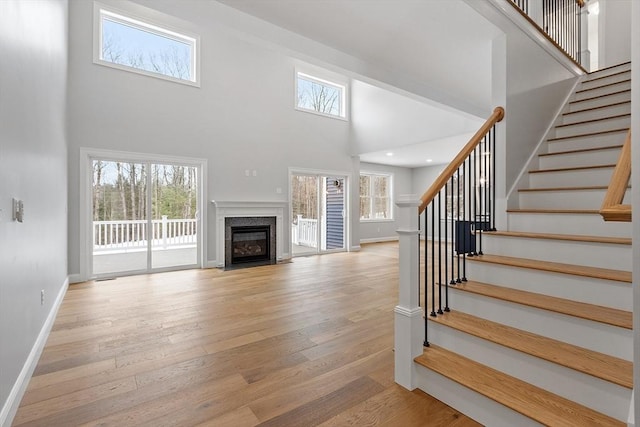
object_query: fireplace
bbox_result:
[225,216,276,269]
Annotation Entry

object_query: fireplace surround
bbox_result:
[213,201,287,269]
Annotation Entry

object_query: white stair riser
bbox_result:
[518,188,630,210]
[547,130,628,152]
[581,71,632,90]
[529,168,613,187]
[574,80,631,101]
[507,212,632,238]
[429,322,631,421]
[585,64,632,81]
[482,235,631,271]
[539,147,621,169]
[567,90,631,112]
[415,366,543,427]
[554,115,630,138]
[561,102,631,124]
[448,290,632,360]
[465,260,632,310]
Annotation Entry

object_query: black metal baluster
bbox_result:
[461,162,467,282]
[424,211,430,346]
[477,142,484,256]
[437,192,443,315]
[492,127,497,231]
[456,168,461,283]
[430,202,436,318]
[450,175,456,286]
[444,183,448,291]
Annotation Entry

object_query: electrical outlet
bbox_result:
[41,289,45,306]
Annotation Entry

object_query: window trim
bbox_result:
[294,71,348,121]
[359,172,393,222]
[93,2,201,87]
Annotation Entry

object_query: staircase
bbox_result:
[414,62,632,426]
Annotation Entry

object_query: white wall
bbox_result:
[0,0,69,424]
[631,0,639,424]
[359,162,412,243]
[599,0,632,69]
[67,0,358,276]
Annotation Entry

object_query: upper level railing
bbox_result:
[94,216,197,252]
[508,0,585,68]
[601,129,631,222]
[419,106,504,346]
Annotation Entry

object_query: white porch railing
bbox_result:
[93,216,197,252]
[291,215,318,248]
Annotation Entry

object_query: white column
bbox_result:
[394,194,424,390]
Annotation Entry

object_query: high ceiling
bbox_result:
[216,0,502,167]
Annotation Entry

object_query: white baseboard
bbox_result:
[204,260,218,268]
[0,276,69,427]
[360,236,399,244]
[350,245,362,252]
[68,273,82,284]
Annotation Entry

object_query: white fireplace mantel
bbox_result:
[212,200,288,267]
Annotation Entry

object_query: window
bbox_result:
[360,173,392,220]
[446,173,465,219]
[95,7,198,85]
[296,72,347,119]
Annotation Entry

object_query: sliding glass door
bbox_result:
[91,158,199,277]
[291,173,345,256]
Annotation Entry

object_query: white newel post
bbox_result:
[394,194,424,390]
[580,3,590,71]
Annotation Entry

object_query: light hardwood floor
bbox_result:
[13,242,479,427]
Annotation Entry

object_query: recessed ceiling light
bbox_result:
[386,152,394,156]
[426,159,433,163]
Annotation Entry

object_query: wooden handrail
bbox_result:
[600,129,631,222]
[418,107,505,214]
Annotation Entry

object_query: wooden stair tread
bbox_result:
[488,230,631,245]
[456,280,632,330]
[519,185,612,192]
[507,208,600,214]
[429,310,632,387]
[539,145,623,157]
[575,79,631,94]
[555,113,630,128]
[415,345,625,427]
[583,72,631,85]
[547,128,628,142]
[562,101,630,116]
[469,254,632,283]
[529,164,615,174]
[568,90,630,106]
[586,61,631,77]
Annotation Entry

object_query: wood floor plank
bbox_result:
[13,243,476,427]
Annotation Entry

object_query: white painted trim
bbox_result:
[350,245,361,252]
[204,260,218,269]
[68,273,82,284]
[92,1,201,87]
[505,76,584,201]
[288,167,351,255]
[0,277,69,427]
[360,236,399,244]
[79,148,207,281]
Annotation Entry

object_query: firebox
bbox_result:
[224,216,276,269]
[231,226,270,265]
